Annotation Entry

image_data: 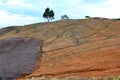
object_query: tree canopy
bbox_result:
[43,7,55,22]
[85,16,91,19]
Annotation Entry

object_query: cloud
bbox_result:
[56,0,120,19]
[4,0,34,9]
[0,1,3,5]
[85,0,120,18]
[81,0,106,4]
[1,0,120,28]
[0,10,40,28]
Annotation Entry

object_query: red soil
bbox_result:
[0,18,120,79]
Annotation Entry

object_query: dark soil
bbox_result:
[0,38,43,80]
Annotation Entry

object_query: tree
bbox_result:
[49,10,55,20]
[43,7,55,22]
[85,16,91,19]
[61,14,69,20]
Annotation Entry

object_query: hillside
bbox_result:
[0,18,120,80]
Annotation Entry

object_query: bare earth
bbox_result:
[0,38,43,80]
[0,18,120,80]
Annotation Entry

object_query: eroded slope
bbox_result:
[0,38,43,80]
[0,18,120,79]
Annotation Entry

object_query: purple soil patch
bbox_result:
[0,38,43,80]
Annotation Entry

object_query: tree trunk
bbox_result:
[47,18,50,22]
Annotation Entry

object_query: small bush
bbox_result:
[85,16,91,19]
[113,76,120,80]
[61,14,69,20]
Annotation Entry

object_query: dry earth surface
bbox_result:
[0,38,43,80]
[0,18,120,80]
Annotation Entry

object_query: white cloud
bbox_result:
[0,10,40,28]
[59,0,120,19]
[1,0,120,28]
[0,1,3,5]
[5,0,34,9]
[85,0,120,18]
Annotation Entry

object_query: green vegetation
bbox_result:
[43,7,55,22]
[113,76,120,80]
[112,18,120,21]
[85,16,91,19]
[61,14,69,20]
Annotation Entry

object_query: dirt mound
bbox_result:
[0,18,120,79]
[0,38,43,79]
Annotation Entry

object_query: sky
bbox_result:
[0,0,120,28]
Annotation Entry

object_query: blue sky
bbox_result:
[0,0,120,28]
